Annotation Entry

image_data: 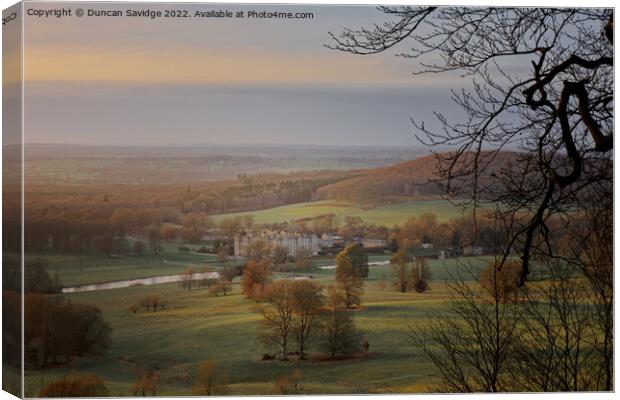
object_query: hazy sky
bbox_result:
[23,3,473,146]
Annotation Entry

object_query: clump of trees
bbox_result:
[24,258,63,294]
[178,265,233,295]
[180,267,195,291]
[197,269,218,290]
[257,274,366,361]
[39,372,109,397]
[390,249,412,293]
[320,310,363,358]
[3,259,114,371]
[390,250,431,293]
[25,294,112,369]
[257,280,325,360]
[137,294,163,312]
[3,257,62,294]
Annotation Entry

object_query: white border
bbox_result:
[0,1,617,400]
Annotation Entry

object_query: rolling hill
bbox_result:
[314,151,522,204]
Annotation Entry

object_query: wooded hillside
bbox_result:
[315,151,522,204]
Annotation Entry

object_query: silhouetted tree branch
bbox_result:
[329,7,613,285]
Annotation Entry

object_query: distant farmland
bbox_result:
[211,199,474,227]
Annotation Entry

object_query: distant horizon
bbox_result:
[16,3,489,147]
[19,142,438,149]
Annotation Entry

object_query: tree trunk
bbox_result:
[299,335,305,359]
[281,337,288,360]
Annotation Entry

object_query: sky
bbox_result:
[21,3,472,147]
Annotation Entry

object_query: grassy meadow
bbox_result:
[212,199,471,227]
[23,256,494,396]
[15,146,540,396]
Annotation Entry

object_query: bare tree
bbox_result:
[579,224,613,391]
[552,180,613,391]
[511,262,596,391]
[407,262,520,392]
[328,7,613,286]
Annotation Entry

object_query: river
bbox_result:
[62,271,220,294]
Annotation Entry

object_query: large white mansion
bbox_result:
[234,230,319,257]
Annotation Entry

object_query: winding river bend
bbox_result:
[62,260,391,294]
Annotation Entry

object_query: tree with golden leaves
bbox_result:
[241,260,272,301]
[479,260,522,303]
[193,360,226,396]
[329,247,364,309]
[39,372,109,397]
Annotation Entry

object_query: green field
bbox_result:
[212,199,472,227]
[22,256,494,396]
